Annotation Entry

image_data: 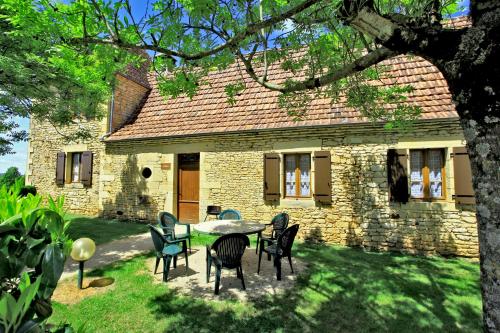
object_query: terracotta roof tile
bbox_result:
[107,18,470,141]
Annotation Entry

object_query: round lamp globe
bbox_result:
[71,238,96,262]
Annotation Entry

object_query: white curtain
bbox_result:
[300,155,310,196]
[285,155,296,196]
[72,153,80,182]
[410,151,424,197]
[428,150,443,197]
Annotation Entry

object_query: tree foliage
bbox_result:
[0,0,139,155]
[0,167,23,188]
[0,0,466,149]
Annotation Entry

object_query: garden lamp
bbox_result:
[71,238,96,289]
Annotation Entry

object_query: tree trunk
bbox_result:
[454,83,500,333]
[440,5,500,330]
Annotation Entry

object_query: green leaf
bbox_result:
[40,244,65,298]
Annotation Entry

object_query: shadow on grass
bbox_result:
[52,243,481,333]
[147,242,482,333]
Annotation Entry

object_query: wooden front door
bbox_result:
[177,154,200,223]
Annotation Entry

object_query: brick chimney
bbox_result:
[108,53,151,133]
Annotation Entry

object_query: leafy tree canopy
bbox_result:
[0,0,466,157]
[0,0,139,155]
[0,166,23,188]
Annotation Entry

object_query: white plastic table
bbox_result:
[193,219,266,236]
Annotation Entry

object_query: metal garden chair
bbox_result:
[206,233,249,295]
[257,224,299,280]
[218,209,242,220]
[255,212,289,254]
[158,211,192,253]
[149,225,189,282]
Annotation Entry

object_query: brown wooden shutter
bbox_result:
[387,149,409,203]
[313,151,332,204]
[452,147,475,204]
[80,151,93,186]
[263,153,280,201]
[55,152,66,185]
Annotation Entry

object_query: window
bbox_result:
[56,151,93,186]
[410,149,445,199]
[284,154,311,197]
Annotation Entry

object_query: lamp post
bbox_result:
[70,238,96,289]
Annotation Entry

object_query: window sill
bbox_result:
[390,200,457,210]
[64,182,85,189]
[410,198,447,202]
[279,198,315,208]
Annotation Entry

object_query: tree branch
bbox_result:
[73,0,324,61]
[237,46,398,93]
[90,0,118,41]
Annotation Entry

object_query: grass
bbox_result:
[64,214,258,247]
[50,243,482,332]
[65,215,148,245]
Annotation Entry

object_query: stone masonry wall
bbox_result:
[27,117,106,215]
[101,120,478,257]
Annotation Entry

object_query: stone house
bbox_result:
[27,24,478,257]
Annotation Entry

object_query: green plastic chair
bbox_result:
[158,211,192,253]
[258,224,299,280]
[149,225,188,282]
[206,233,249,295]
[255,212,289,254]
[218,209,242,220]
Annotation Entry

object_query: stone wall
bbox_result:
[27,117,106,216]
[100,120,478,257]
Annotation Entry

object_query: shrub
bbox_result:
[19,185,37,197]
[0,181,72,332]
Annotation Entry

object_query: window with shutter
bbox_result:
[452,147,475,204]
[264,153,280,201]
[56,152,66,185]
[80,151,93,186]
[313,151,331,204]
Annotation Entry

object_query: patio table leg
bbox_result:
[257,246,263,274]
[256,231,261,254]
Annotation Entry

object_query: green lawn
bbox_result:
[65,215,148,245]
[50,243,482,332]
[65,214,254,247]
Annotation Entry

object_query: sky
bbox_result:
[0,118,29,174]
[0,0,470,175]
